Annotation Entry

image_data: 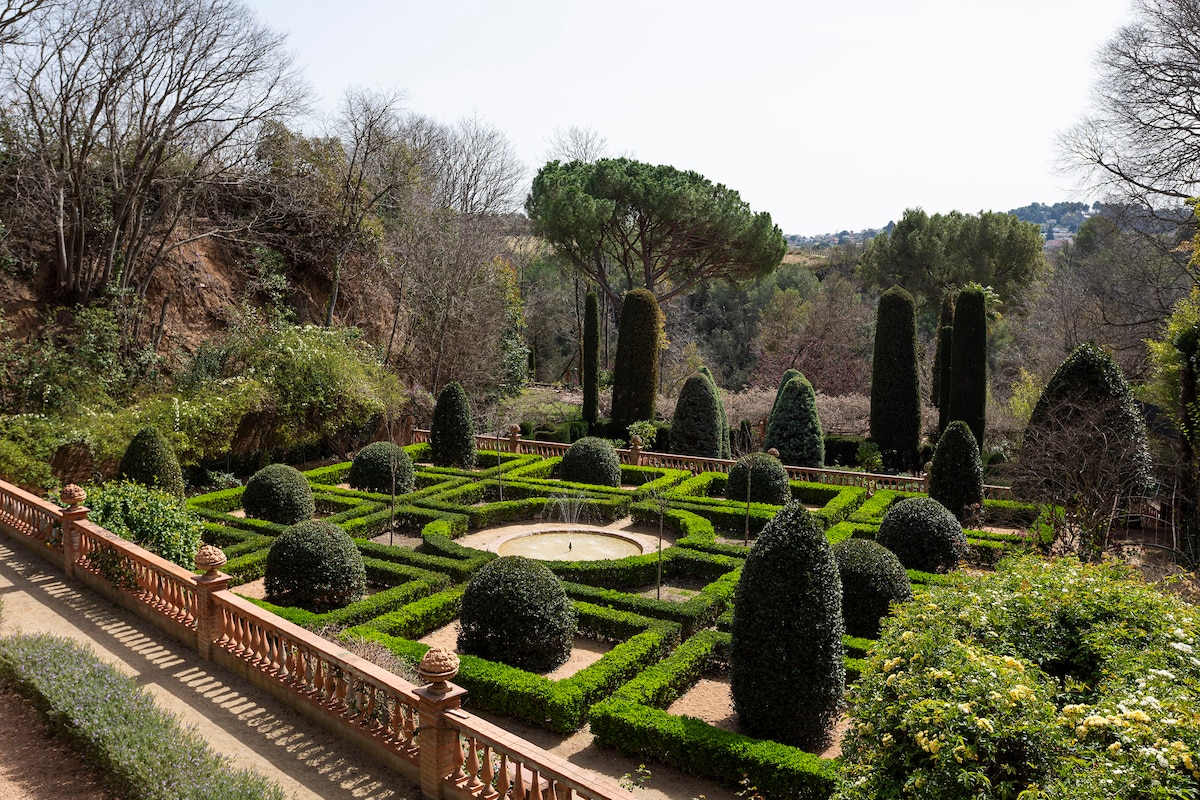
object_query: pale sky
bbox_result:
[244,0,1135,237]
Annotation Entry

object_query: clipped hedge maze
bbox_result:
[188,446,1038,798]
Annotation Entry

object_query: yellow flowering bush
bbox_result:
[835,557,1200,799]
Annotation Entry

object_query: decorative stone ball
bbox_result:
[194,544,227,576]
[61,484,87,506]
[418,647,460,693]
[508,424,522,435]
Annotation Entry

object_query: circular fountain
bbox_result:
[496,529,643,561]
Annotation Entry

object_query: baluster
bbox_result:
[497,754,510,798]
[512,762,526,800]
[480,744,497,799]
[332,669,349,710]
[465,736,483,789]
[402,703,415,747]
[312,657,326,698]
[529,769,543,800]
[450,733,467,783]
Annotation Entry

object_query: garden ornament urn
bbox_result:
[194,544,227,577]
[418,647,460,694]
[61,484,87,507]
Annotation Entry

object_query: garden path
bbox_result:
[0,533,421,800]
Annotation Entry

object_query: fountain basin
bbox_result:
[495,529,644,561]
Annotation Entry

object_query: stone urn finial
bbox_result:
[767,448,780,459]
[508,424,521,436]
[418,647,460,694]
[194,544,227,577]
[61,484,87,507]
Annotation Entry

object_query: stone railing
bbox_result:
[0,479,636,800]
[410,429,1014,499]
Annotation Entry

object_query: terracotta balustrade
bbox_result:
[0,480,62,550]
[443,710,635,800]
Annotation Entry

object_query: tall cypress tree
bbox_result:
[869,286,921,472]
[583,291,600,427]
[931,292,955,409]
[947,286,987,450]
[610,288,662,434]
[936,325,954,435]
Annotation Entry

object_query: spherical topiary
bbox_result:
[764,375,824,467]
[876,496,967,573]
[458,556,577,672]
[731,502,844,750]
[118,425,185,500]
[833,538,913,638]
[430,381,476,468]
[929,420,984,521]
[347,441,414,495]
[725,452,790,505]
[264,519,366,611]
[610,288,662,433]
[558,436,621,487]
[242,463,314,525]
[671,373,724,458]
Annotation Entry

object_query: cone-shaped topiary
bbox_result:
[559,436,621,487]
[731,502,845,750]
[610,288,662,433]
[877,496,967,573]
[583,291,600,426]
[458,555,578,672]
[242,463,314,525]
[870,286,921,472]
[725,452,790,505]
[764,375,824,467]
[947,286,988,449]
[833,538,913,638]
[264,519,367,611]
[118,425,185,500]
[347,441,414,495]
[929,420,983,521]
[769,368,803,427]
[671,373,724,458]
[430,381,476,468]
[698,365,731,459]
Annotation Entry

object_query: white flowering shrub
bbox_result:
[836,556,1200,799]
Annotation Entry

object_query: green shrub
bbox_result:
[869,286,921,472]
[697,366,731,458]
[87,481,202,568]
[876,496,967,573]
[347,441,414,495]
[0,633,286,800]
[583,291,600,426]
[724,452,790,505]
[558,436,621,487]
[769,368,803,426]
[731,502,844,751]
[931,291,955,410]
[833,538,912,638]
[928,419,983,521]
[670,374,724,458]
[458,556,578,673]
[430,381,476,468]
[835,557,1200,800]
[264,519,366,611]
[242,463,314,525]
[947,286,988,449]
[764,374,824,467]
[117,425,185,499]
[610,288,662,433]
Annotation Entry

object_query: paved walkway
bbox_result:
[0,532,421,800]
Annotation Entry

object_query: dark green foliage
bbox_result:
[610,288,661,433]
[558,436,622,487]
[764,375,824,467]
[824,435,867,467]
[877,496,967,573]
[731,503,844,750]
[869,287,921,471]
[87,481,202,568]
[931,292,955,409]
[430,381,476,468]
[947,286,988,448]
[769,368,803,426]
[698,366,731,458]
[242,463,314,525]
[833,538,913,638]
[724,452,790,505]
[671,374,723,458]
[583,291,600,426]
[264,519,367,611]
[928,420,983,521]
[935,325,954,434]
[347,441,414,495]
[458,556,578,672]
[117,425,185,499]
